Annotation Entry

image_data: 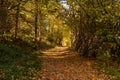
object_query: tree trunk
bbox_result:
[34,0,38,41]
[15,3,20,39]
[0,0,8,39]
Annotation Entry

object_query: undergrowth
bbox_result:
[95,54,120,80]
[0,42,42,80]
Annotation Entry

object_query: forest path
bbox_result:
[39,47,104,80]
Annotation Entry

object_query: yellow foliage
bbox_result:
[107,6,111,9]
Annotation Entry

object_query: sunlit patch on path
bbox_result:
[38,47,106,80]
[41,47,76,59]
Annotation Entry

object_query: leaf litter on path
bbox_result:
[36,47,108,80]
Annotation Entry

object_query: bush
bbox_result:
[0,43,41,80]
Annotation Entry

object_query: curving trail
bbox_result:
[39,47,106,80]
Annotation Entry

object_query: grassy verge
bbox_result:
[0,42,42,80]
[94,54,120,80]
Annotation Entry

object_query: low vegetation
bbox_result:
[0,42,41,80]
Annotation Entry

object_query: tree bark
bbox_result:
[0,0,8,38]
[34,0,38,41]
[15,3,20,39]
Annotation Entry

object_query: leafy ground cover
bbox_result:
[95,55,120,80]
[1,40,120,80]
[39,47,110,80]
[0,42,42,80]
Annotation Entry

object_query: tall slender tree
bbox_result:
[34,0,39,41]
[15,1,20,39]
[0,0,8,37]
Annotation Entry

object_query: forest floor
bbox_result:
[38,47,108,80]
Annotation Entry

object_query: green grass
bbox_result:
[95,53,120,80]
[97,66,120,80]
[0,43,42,80]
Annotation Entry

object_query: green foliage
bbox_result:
[44,0,50,6]
[105,68,120,76]
[67,0,120,59]
[98,66,120,80]
[0,43,41,80]
[95,54,120,80]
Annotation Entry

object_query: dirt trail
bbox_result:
[39,47,105,80]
